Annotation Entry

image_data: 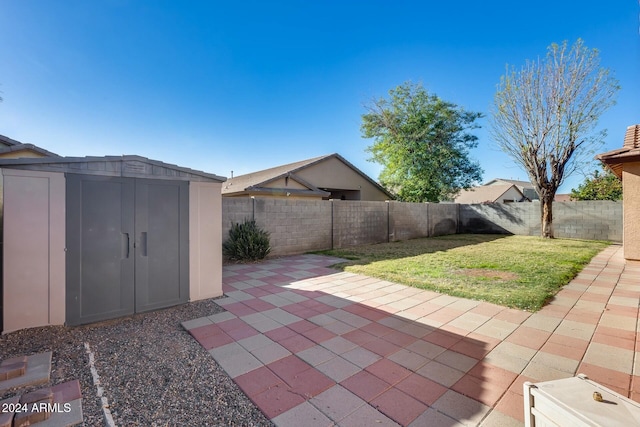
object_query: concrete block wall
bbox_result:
[553,201,622,242]
[254,198,332,256]
[459,201,622,242]
[222,197,623,257]
[459,203,537,235]
[221,197,253,239]
[332,200,389,248]
[428,203,459,236]
[389,201,430,241]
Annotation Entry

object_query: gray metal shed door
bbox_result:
[66,175,189,326]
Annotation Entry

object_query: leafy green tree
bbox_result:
[570,168,622,201]
[490,39,619,238]
[361,82,483,202]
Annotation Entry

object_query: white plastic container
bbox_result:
[523,374,640,426]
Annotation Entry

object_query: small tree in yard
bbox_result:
[223,219,271,262]
[361,82,483,202]
[570,167,622,201]
[491,39,619,238]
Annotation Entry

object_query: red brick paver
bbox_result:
[185,245,639,426]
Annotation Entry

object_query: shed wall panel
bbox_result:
[189,182,223,300]
[2,169,65,333]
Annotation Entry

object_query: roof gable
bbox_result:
[455,184,525,204]
[0,134,61,157]
[222,153,393,198]
[485,178,534,189]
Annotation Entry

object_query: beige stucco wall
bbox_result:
[0,150,47,159]
[622,163,640,260]
[500,187,525,202]
[0,149,46,159]
[189,181,223,301]
[297,157,389,201]
[2,169,65,333]
[225,193,322,199]
[263,176,308,190]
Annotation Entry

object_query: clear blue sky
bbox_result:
[1,1,638,193]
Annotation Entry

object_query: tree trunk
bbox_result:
[541,195,554,238]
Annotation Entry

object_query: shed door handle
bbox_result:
[122,233,130,259]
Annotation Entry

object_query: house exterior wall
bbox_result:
[500,187,526,202]
[189,181,223,300]
[622,163,640,260]
[2,169,65,333]
[263,177,308,190]
[0,150,47,159]
[296,157,389,201]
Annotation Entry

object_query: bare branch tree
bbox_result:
[490,39,619,238]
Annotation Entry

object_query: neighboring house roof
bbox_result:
[0,155,226,182]
[597,124,640,179]
[222,153,394,199]
[485,178,530,188]
[554,194,572,202]
[485,178,539,200]
[454,184,526,204]
[0,134,61,158]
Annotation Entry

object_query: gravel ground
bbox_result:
[0,299,273,426]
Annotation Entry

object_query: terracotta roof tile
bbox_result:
[623,124,640,150]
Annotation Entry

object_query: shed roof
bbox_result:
[0,155,226,182]
[597,125,640,178]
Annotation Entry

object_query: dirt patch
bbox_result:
[456,268,519,280]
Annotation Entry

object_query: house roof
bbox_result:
[597,125,640,178]
[0,134,61,157]
[222,153,394,198]
[484,178,534,189]
[454,184,525,204]
[0,155,226,182]
[554,194,572,202]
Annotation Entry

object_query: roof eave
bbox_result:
[0,155,227,182]
[246,186,330,197]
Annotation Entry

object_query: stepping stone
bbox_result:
[0,396,19,427]
[0,352,52,393]
[0,380,83,427]
[0,356,27,381]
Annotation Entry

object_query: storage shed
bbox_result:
[1,155,225,333]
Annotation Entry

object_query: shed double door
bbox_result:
[66,175,189,326]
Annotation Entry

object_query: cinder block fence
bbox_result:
[222,197,622,257]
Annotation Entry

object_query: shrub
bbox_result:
[223,219,271,261]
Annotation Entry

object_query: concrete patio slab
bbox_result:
[183,244,640,426]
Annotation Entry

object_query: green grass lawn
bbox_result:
[318,234,609,311]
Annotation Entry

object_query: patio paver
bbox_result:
[183,245,639,426]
